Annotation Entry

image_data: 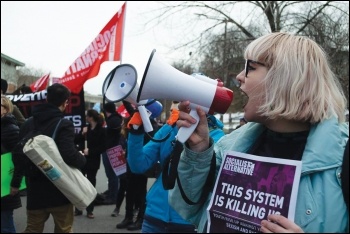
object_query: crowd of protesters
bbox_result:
[1,31,349,233]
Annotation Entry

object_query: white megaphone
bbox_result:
[102,64,160,132]
[137,49,234,143]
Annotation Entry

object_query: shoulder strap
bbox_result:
[162,140,183,190]
[52,118,63,140]
[342,139,349,210]
[176,152,216,205]
[162,139,217,205]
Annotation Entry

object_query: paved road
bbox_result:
[14,166,156,233]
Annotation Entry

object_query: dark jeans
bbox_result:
[116,173,127,210]
[1,210,16,233]
[102,152,119,203]
[124,165,147,219]
[81,168,98,213]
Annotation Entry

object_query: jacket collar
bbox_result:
[229,117,348,174]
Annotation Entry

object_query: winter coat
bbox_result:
[83,124,106,171]
[105,113,123,150]
[1,114,22,211]
[169,117,349,233]
[12,105,25,127]
[1,114,19,154]
[11,103,86,210]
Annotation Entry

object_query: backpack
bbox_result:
[11,118,63,180]
[13,118,97,210]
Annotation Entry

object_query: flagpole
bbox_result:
[120,1,127,64]
[49,74,53,86]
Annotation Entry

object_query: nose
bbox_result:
[236,70,245,86]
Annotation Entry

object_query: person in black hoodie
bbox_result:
[10,83,86,233]
[1,95,21,233]
[101,102,123,205]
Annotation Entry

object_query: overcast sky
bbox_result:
[1,1,184,95]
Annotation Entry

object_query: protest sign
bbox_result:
[207,151,302,233]
[104,145,126,176]
[1,152,26,197]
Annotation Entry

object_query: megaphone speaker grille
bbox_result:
[102,64,137,102]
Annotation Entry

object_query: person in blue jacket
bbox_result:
[170,32,349,233]
[127,101,225,233]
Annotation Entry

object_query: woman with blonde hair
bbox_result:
[170,32,348,233]
[1,95,21,233]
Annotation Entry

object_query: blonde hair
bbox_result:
[1,95,14,114]
[245,32,347,123]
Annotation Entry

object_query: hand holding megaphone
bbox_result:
[176,101,211,151]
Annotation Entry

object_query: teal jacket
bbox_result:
[169,117,349,232]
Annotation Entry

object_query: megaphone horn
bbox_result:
[137,49,233,143]
[137,49,233,115]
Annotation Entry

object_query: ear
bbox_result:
[58,100,68,112]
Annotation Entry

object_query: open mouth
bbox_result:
[240,89,249,108]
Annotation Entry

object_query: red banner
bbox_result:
[30,73,50,92]
[58,2,126,94]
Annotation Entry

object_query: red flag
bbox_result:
[30,73,50,92]
[58,2,126,94]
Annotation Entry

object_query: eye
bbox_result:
[247,63,256,71]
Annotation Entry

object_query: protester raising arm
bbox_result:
[127,100,225,233]
[127,106,180,175]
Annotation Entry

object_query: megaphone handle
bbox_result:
[138,105,153,132]
[176,109,199,143]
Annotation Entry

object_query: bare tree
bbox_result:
[145,1,349,112]
[147,1,348,42]
[17,66,48,87]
